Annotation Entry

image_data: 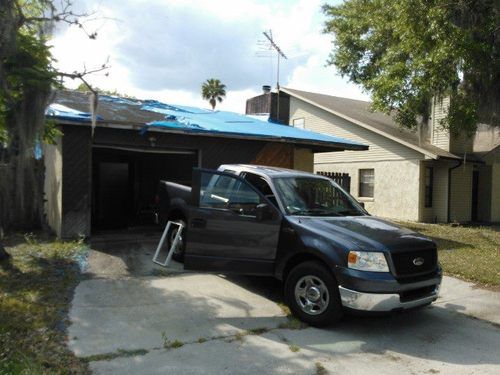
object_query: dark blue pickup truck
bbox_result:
[158,164,442,326]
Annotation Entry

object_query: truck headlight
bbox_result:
[348,251,389,272]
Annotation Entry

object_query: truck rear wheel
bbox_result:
[167,220,186,263]
[284,261,343,327]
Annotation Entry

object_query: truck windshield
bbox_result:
[273,177,366,217]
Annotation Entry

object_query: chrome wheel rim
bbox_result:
[294,275,329,315]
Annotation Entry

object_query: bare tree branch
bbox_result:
[57,60,111,137]
[16,0,100,39]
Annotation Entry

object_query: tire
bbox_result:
[284,261,343,327]
[167,219,186,263]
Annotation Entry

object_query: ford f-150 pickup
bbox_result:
[158,164,442,326]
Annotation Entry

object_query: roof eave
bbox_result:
[50,118,368,153]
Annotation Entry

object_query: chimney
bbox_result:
[262,85,271,94]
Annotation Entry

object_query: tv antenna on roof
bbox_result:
[256,30,288,122]
[258,30,288,90]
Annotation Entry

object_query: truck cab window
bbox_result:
[242,172,278,208]
[200,172,261,215]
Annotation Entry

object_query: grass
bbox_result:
[398,222,500,287]
[315,362,328,375]
[82,349,148,363]
[161,333,184,350]
[0,233,89,374]
[277,303,308,330]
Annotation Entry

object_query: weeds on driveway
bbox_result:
[0,233,89,374]
[398,222,500,288]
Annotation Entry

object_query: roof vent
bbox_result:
[262,85,271,94]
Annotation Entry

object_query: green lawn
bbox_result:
[398,222,500,288]
[0,234,89,374]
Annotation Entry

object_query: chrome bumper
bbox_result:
[339,285,439,312]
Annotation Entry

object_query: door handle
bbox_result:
[191,218,207,228]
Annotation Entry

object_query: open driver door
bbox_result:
[184,168,282,275]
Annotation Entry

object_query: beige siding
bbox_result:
[316,160,421,221]
[289,97,424,164]
[293,148,314,172]
[491,163,500,222]
[430,97,451,151]
[43,139,63,237]
[449,164,473,222]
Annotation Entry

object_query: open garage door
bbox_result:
[92,146,198,231]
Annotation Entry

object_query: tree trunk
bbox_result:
[0,1,52,232]
[0,90,50,230]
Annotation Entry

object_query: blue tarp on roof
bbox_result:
[46,103,104,122]
[47,95,367,149]
[141,103,365,147]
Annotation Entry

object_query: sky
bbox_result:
[50,0,369,113]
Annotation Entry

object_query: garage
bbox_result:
[92,146,198,230]
[43,90,367,239]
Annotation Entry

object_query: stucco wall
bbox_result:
[43,138,63,237]
[315,159,421,221]
[473,124,500,152]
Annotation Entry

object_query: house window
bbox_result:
[424,167,433,208]
[292,118,305,129]
[359,169,374,198]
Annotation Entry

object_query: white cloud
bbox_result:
[50,0,369,112]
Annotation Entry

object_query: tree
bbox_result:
[0,0,104,238]
[201,79,226,110]
[323,0,500,135]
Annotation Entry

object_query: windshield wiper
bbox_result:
[291,208,341,216]
[337,210,363,216]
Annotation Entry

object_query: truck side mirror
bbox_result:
[256,203,273,221]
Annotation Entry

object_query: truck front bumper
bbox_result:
[339,285,439,312]
[336,267,442,312]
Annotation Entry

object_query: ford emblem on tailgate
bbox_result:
[413,257,425,266]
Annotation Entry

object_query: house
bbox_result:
[246,87,500,223]
[43,90,367,238]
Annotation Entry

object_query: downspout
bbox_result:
[447,159,463,222]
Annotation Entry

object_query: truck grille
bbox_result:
[391,249,437,277]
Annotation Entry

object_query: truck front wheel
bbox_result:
[284,261,343,327]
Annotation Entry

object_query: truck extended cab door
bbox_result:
[184,169,282,275]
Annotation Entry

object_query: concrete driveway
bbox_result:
[69,233,500,374]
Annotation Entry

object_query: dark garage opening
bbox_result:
[92,146,198,230]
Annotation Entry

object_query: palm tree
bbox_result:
[201,79,226,110]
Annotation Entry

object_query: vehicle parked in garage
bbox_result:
[158,165,442,326]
